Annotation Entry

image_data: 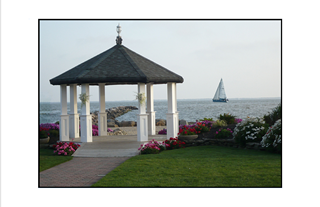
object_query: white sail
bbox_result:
[218,79,227,99]
[213,78,227,100]
[213,82,220,100]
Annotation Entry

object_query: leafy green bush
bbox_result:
[261,119,282,153]
[215,128,233,139]
[264,104,281,126]
[55,121,60,125]
[219,113,236,124]
[39,130,49,138]
[199,117,214,121]
[212,120,227,128]
[233,117,269,147]
[49,129,59,138]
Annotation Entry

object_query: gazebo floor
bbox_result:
[71,135,167,158]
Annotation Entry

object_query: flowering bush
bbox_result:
[178,126,197,135]
[158,128,167,135]
[40,123,60,130]
[199,120,213,128]
[233,117,269,147]
[53,142,81,156]
[138,139,165,154]
[215,128,233,139]
[264,104,281,126]
[261,119,281,153]
[219,113,236,124]
[194,122,211,133]
[212,120,227,128]
[164,137,186,150]
[178,121,211,136]
[40,127,50,138]
[235,118,242,124]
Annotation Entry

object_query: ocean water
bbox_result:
[40,98,281,124]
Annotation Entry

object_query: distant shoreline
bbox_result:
[40,97,281,104]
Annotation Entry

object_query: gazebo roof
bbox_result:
[50,44,184,86]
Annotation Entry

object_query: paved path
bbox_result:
[40,134,167,187]
[40,157,130,187]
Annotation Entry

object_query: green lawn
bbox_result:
[39,148,73,172]
[92,145,281,187]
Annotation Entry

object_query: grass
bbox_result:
[39,148,73,172]
[92,145,281,187]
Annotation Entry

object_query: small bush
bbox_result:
[233,117,269,147]
[235,118,243,123]
[39,130,49,138]
[164,137,186,150]
[49,129,59,138]
[261,119,282,153]
[215,128,233,139]
[53,142,80,156]
[158,128,167,135]
[194,122,211,134]
[212,120,227,128]
[219,113,236,124]
[199,117,214,121]
[138,139,164,154]
[264,104,281,126]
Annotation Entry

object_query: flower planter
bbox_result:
[178,135,198,141]
[40,137,50,144]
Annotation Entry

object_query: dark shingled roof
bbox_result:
[50,44,184,85]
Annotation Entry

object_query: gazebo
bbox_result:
[50,25,184,143]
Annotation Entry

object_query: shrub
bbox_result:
[200,120,213,128]
[261,119,282,153]
[178,125,197,135]
[53,142,81,156]
[194,122,211,134]
[49,129,59,138]
[158,128,167,135]
[164,137,186,150]
[215,128,233,139]
[199,117,214,121]
[264,104,281,126]
[235,118,243,124]
[219,113,236,124]
[40,127,50,138]
[138,139,164,154]
[40,123,59,130]
[233,117,269,147]
[212,120,227,128]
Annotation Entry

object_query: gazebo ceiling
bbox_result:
[50,44,184,86]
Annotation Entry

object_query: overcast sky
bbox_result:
[40,20,281,102]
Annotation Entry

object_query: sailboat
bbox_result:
[212,78,229,103]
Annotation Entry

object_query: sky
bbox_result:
[40,20,281,102]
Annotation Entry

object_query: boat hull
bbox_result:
[212,99,228,103]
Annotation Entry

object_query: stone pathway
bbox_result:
[40,157,130,187]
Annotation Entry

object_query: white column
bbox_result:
[69,84,79,138]
[60,84,69,141]
[147,83,156,135]
[175,83,179,133]
[98,83,108,136]
[80,84,92,142]
[137,83,148,142]
[166,82,178,139]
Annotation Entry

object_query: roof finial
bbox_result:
[116,24,122,45]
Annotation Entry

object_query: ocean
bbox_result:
[40,98,281,124]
